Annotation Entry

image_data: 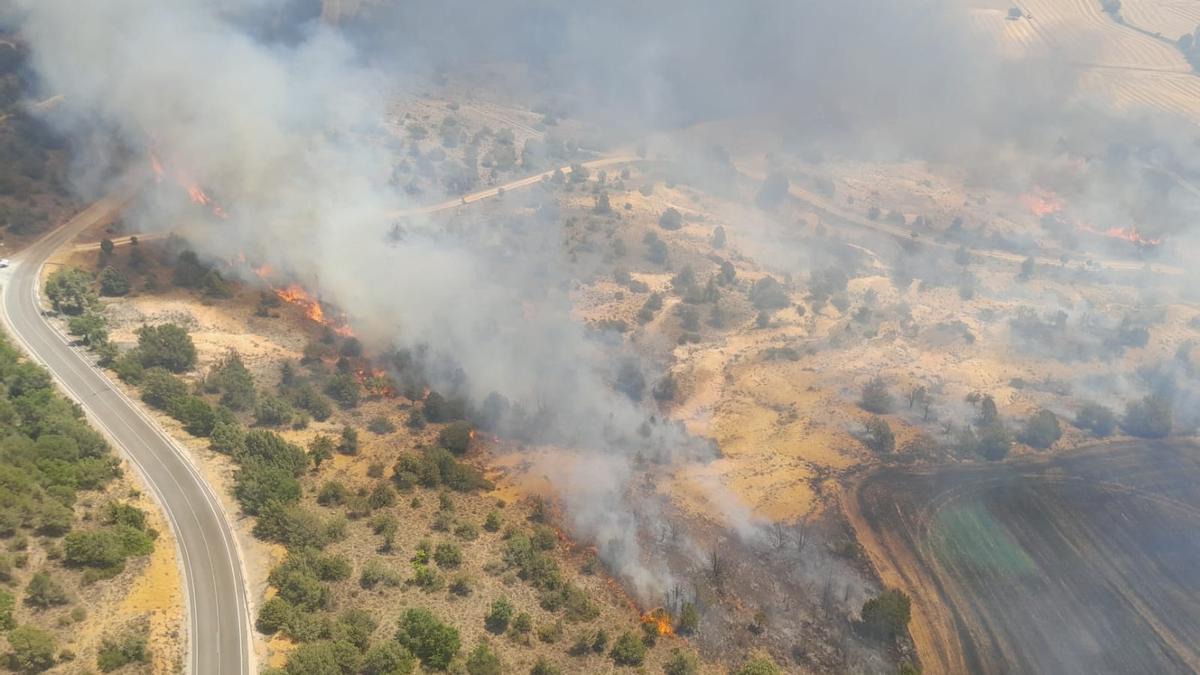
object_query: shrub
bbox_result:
[483,511,502,532]
[1122,394,1172,439]
[6,626,56,673]
[732,656,783,675]
[368,415,396,435]
[361,642,415,675]
[98,266,130,297]
[863,416,895,454]
[45,267,96,315]
[861,588,912,639]
[466,642,502,675]
[610,631,646,666]
[96,631,149,672]
[254,395,294,427]
[664,648,701,675]
[134,323,197,372]
[395,607,461,671]
[859,377,893,414]
[530,657,562,675]
[25,571,68,609]
[1018,409,1061,449]
[1075,402,1116,437]
[676,602,699,635]
[659,208,682,231]
[438,421,474,455]
[485,597,514,634]
[359,559,401,590]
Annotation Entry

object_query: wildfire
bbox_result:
[641,608,675,637]
[355,367,398,398]
[1076,222,1163,247]
[1020,188,1064,217]
[147,148,229,219]
[273,283,355,336]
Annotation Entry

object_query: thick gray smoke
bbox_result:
[8,0,1200,601]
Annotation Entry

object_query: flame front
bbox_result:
[1076,222,1163,246]
[274,283,355,336]
[1020,188,1064,217]
[641,608,674,637]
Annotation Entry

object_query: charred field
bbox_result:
[847,441,1200,675]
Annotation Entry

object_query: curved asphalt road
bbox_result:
[0,194,252,675]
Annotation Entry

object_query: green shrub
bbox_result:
[134,323,197,373]
[609,631,646,666]
[861,588,912,639]
[395,607,460,671]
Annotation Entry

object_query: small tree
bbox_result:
[1074,402,1116,437]
[395,607,460,670]
[438,421,473,455]
[861,588,912,639]
[863,416,895,454]
[465,642,502,675]
[44,267,97,315]
[732,656,783,675]
[1122,394,1172,439]
[609,631,646,666]
[664,648,700,675]
[1018,409,1061,449]
[859,377,893,414]
[676,602,699,635]
[711,225,727,249]
[659,208,683,231]
[755,172,790,210]
[98,266,131,296]
[135,323,197,373]
[485,597,514,634]
[6,626,56,673]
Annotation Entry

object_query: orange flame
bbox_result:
[147,149,229,220]
[641,608,675,637]
[468,429,477,440]
[1020,188,1064,217]
[273,283,356,336]
[356,367,397,398]
[1076,222,1163,246]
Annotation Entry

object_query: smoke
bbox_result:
[8,0,1200,603]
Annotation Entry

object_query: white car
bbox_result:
[0,259,10,268]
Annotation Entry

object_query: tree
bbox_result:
[67,312,109,347]
[6,626,56,673]
[749,276,790,311]
[98,266,130,296]
[594,193,612,214]
[1123,394,1172,438]
[615,361,646,401]
[438,421,473,455]
[0,589,14,630]
[859,377,893,414]
[659,208,683,231]
[485,597,514,634]
[361,642,415,675]
[308,434,335,468]
[465,642,502,675]
[530,657,561,675]
[609,631,646,666]
[208,350,256,411]
[24,571,68,609]
[1018,256,1035,281]
[861,588,912,639]
[664,648,700,675]
[44,266,96,315]
[324,372,360,408]
[863,416,895,454]
[254,395,294,427]
[1018,409,1061,449]
[337,425,359,456]
[755,172,790,210]
[135,323,197,372]
[676,602,699,635]
[395,608,460,671]
[711,225,726,249]
[1075,402,1116,437]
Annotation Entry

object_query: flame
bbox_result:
[149,150,166,181]
[147,149,229,220]
[254,264,273,280]
[1076,222,1163,246]
[1020,188,1064,217]
[469,429,477,440]
[641,608,675,637]
[273,283,356,336]
[355,367,398,398]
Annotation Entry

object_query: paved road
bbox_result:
[0,194,251,675]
